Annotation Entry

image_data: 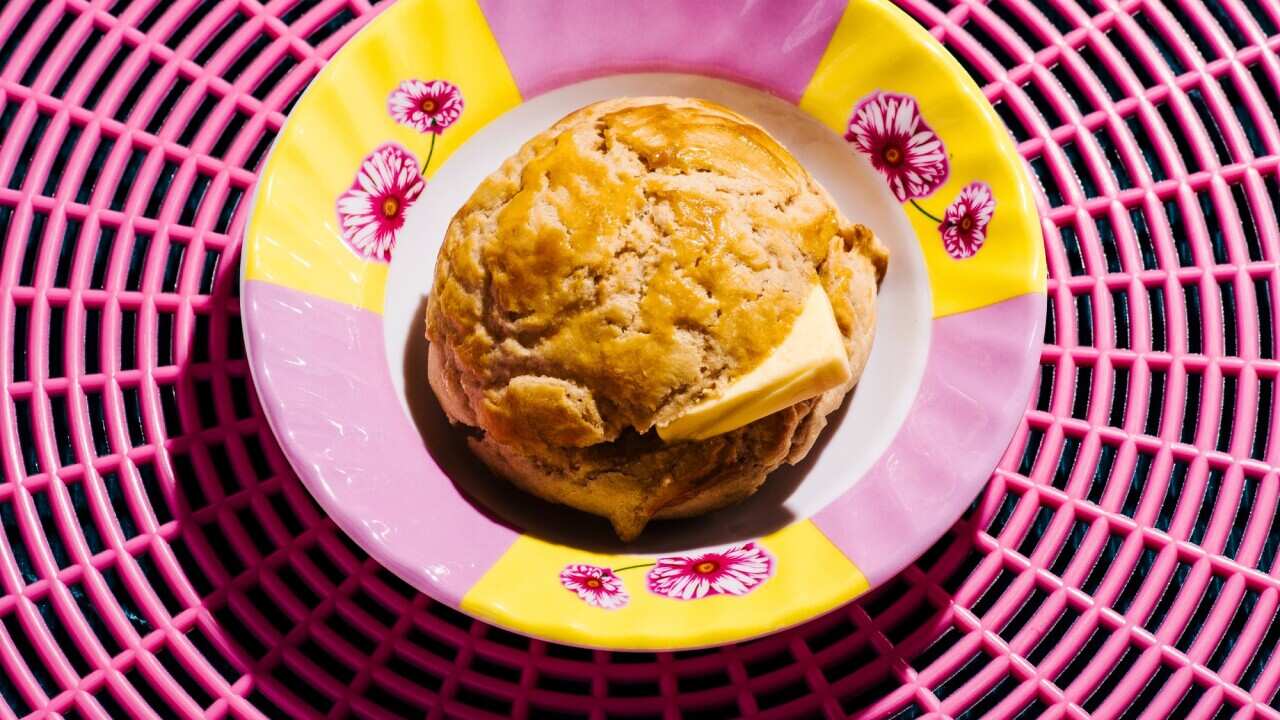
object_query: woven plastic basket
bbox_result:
[1,0,1279,717]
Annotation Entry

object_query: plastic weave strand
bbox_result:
[0,0,1279,717]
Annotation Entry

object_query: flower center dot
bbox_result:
[585,578,601,588]
[381,198,400,218]
[960,217,973,230]
[695,561,718,574]
[421,99,437,113]
[884,147,902,165]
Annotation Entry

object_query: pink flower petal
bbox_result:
[846,91,949,202]
[336,143,423,263]
[939,181,996,259]
[388,79,464,135]
[560,564,629,609]
[646,542,774,600]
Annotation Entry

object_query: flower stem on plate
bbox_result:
[910,199,942,223]
[612,562,656,573]
[423,133,437,175]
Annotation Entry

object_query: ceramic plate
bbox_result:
[241,0,1046,650]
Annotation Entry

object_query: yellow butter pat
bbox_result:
[658,284,851,442]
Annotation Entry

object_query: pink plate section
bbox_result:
[475,0,849,101]
[814,292,1046,585]
[242,279,518,602]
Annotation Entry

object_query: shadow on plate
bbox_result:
[401,295,856,554]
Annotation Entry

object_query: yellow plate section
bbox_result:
[461,521,868,650]
[243,0,521,313]
[800,0,1046,318]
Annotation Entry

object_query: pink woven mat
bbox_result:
[1,0,1279,718]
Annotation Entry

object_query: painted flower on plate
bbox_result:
[845,91,949,202]
[560,564,629,609]
[336,143,425,262]
[939,181,995,258]
[646,542,774,600]
[388,79,464,134]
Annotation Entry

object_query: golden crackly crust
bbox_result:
[426,97,888,540]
